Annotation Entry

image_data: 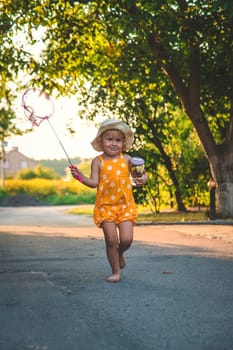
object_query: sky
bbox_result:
[7,94,101,161]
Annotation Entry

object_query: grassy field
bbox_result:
[68,205,209,223]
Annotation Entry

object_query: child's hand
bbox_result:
[133,172,148,187]
[69,165,83,182]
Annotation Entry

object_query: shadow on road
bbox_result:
[0,229,232,350]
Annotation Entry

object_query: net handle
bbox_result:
[46,118,73,166]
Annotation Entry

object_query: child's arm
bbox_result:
[70,157,99,188]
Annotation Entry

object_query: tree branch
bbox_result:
[188,44,200,107]
[147,30,189,108]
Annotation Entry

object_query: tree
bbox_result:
[1,0,233,216]
[0,1,29,143]
[132,107,209,212]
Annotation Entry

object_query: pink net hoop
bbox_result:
[21,87,76,168]
[22,88,55,127]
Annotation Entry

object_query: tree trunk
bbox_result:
[160,157,187,212]
[182,107,233,217]
[209,149,233,218]
[185,107,233,217]
[218,182,233,218]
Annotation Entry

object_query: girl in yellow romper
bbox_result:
[70,119,148,282]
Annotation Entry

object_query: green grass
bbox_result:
[68,205,209,223]
[137,211,208,223]
[68,205,94,216]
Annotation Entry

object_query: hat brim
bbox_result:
[91,119,134,152]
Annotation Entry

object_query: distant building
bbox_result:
[0,147,38,178]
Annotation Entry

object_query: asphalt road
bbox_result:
[0,206,233,350]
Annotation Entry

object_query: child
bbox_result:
[70,119,148,282]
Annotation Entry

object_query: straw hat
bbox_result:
[91,119,134,152]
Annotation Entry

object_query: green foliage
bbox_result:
[0,188,7,200]
[17,165,59,180]
[17,168,37,180]
[0,106,22,141]
[5,178,96,204]
[131,108,210,211]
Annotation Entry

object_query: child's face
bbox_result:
[101,129,125,156]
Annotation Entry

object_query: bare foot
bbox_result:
[106,273,121,283]
[119,254,126,269]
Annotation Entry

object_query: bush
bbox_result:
[17,165,59,180]
[0,188,7,200]
[5,178,96,205]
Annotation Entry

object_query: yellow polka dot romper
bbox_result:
[94,154,137,227]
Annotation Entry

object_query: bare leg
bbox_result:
[102,222,121,282]
[118,221,133,269]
